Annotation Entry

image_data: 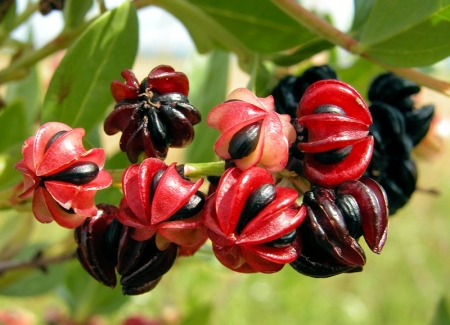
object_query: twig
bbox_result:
[0,251,76,274]
[416,186,441,196]
[97,0,107,13]
[0,2,39,47]
[0,16,95,84]
[271,0,450,96]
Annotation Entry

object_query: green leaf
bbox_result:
[247,56,277,97]
[190,0,318,53]
[63,0,94,30]
[94,186,123,206]
[430,297,450,325]
[41,1,138,134]
[159,0,320,55]
[0,263,65,296]
[0,144,23,191]
[85,125,102,149]
[0,100,28,150]
[268,38,333,66]
[185,50,229,164]
[0,100,28,190]
[351,0,375,35]
[0,0,16,32]
[5,66,41,128]
[356,0,450,67]
[104,150,130,169]
[59,260,127,322]
[0,210,33,260]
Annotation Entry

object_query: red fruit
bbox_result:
[207,88,296,172]
[297,80,373,188]
[117,158,207,254]
[15,122,111,228]
[203,167,306,273]
[105,65,200,163]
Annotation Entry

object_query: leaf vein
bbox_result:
[198,4,299,33]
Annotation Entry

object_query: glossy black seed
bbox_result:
[139,78,150,94]
[384,158,417,214]
[236,184,277,234]
[119,237,162,281]
[75,206,178,295]
[271,65,338,117]
[362,73,436,216]
[368,72,420,113]
[120,239,178,295]
[176,164,190,181]
[116,227,149,276]
[74,213,118,288]
[266,229,297,248]
[122,277,162,296]
[290,253,360,278]
[303,65,338,82]
[147,108,171,148]
[313,104,346,115]
[45,161,99,185]
[302,190,317,207]
[149,169,165,203]
[313,145,352,165]
[207,175,221,195]
[302,187,368,267]
[45,130,68,152]
[365,158,415,215]
[105,218,123,266]
[290,227,361,278]
[404,104,435,145]
[167,191,205,221]
[335,194,362,239]
[173,101,201,125]
[369,101,412,157]
[207,175,221,186]
[59,205,76,214]
[155,92,188,103]
[228,121,262,159]
[158,104,194,148]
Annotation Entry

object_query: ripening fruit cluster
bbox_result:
[15,64,435,295]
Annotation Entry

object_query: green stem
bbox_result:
[271,0,450,96]
[0,2,39,47]
[0,251,75,274]
[248,54,260,94]
[184,161,225,178]
[97,0,107,13]
[272,0,357,51]
[0,17,96,84]
[107,161,225,185]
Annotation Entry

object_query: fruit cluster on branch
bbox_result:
[14,64,435,295]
